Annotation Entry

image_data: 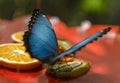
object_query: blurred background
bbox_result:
[0,0,120,26]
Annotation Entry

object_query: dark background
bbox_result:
[0,0,120,26]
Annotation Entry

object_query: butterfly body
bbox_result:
[23,9,111,65]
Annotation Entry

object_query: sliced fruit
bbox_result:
[57,39,72,52]
[0,43,41,70]
[46,58,90,78]
[0,39,73,70]
[11,31,25,43]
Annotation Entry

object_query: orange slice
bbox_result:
[0,40,72,70]
[11,31,25,43]
[0,43,41,70]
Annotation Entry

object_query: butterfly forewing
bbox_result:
[36,13,52,29]
[23,9,58,62]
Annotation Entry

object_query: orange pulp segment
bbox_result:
[0,43,41,70]
[11,31,25,43]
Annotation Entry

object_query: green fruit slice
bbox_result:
[46,59,90,78]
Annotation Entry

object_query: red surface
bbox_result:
[0,16,120,83]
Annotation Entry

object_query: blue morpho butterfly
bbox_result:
[23,9,111,65]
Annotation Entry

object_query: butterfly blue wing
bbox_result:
[36,13,52,28]
[24,9,111,65]
[23,9,58,62]
[50,27,111,64]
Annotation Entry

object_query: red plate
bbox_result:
[0,16,120,83]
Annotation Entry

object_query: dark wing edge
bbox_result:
[23,9,42,52]
[50,27,111,64]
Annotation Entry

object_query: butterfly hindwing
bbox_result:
[49,27,111,64]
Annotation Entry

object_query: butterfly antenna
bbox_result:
[50,27,111,64]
